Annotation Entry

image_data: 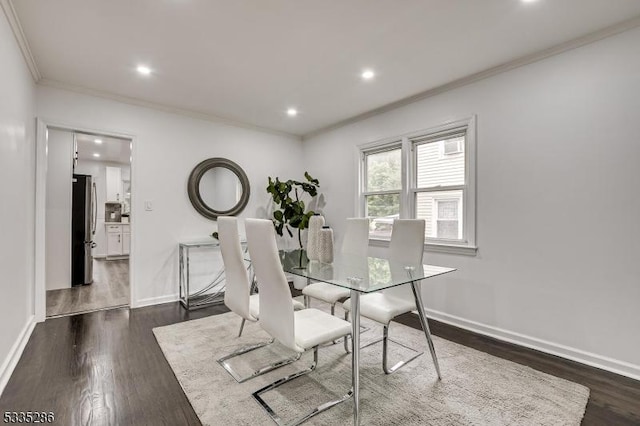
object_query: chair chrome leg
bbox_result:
[410,280,441,380]
[344,312,351,353]
[238,318,246,337]
[330,303,338,344]
[217,340,301,384]
[381,323,423,374]
[252,346,353,426]
[358,323,424,374]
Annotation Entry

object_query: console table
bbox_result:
[178,238,248,310]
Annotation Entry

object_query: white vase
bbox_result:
[292,275,308,290]
[306,215,324,261]
[319,227,334,264]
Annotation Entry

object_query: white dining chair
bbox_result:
[245,218,353,425]
[301,217,369,315]
[216,216,304,383]
[343,219,441,378]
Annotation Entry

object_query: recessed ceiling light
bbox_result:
[521,0,538,3]
[286,108,298,117]
[136,65,152,75]
[94,138,103,144]
[361,69,375,80]
[93,153,100,158]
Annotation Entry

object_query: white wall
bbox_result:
[45,129,73,290]
[75,158,130,257]
[303,27,640,377]
[36,85,303,306]
[0,10,36,393]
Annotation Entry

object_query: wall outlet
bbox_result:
[144,200,153,211]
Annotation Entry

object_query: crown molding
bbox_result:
[37,78,301,140]
[302,14,640,140]
[0,0,41,81]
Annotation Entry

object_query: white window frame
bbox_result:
[359,141,403,224]
[357,116,477,256]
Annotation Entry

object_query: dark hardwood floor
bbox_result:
[46,259,129,317]
[1,302,638,425]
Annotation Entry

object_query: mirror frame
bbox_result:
[187,157,250,220]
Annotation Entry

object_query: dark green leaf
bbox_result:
[304,171,320,185]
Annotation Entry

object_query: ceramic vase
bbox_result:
[306,214,324,261]
[292,275,307,290]
[318,226,334,264]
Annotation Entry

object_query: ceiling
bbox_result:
[76,133,131,164]
[11,0,640,137]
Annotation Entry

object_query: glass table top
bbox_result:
[179,238,221,248]
[277,249,456,293]
[180,238,246,248]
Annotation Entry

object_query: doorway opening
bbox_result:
[44,129,133,318]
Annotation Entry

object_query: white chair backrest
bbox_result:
[219,217,253,321]
[340,218,369,256]
[245,219,301,352]
[384,219,425,301]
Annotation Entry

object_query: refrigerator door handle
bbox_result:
[91,181,97,235]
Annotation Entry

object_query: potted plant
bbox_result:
[266,172,320,249]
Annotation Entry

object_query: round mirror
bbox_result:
[187,158,250,220]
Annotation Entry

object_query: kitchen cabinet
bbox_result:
[106,166,123,202]
[106,223,130,257]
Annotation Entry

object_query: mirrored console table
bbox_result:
[178,238,248,310]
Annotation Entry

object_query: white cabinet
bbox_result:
[106,166,123,202]
[107,232,122,256]
[106,224,130,257]
[122,231,130,255]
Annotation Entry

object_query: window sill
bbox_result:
[369,238,478,256]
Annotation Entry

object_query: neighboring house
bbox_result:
[415,137,465,240]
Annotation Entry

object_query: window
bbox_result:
[362,146,401,240]
[359,117,477,254]
[435,199,461,239]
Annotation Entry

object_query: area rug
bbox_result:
[153,309,589,425]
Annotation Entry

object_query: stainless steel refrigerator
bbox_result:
[72,174,96,286]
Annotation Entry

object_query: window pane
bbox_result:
[416,136,465,188]
[437,200,458,219]
[366,148,401,192]
[437,220,459,239]
[416,190,463,240]
[366,194,399,239]
[443,138,462,155]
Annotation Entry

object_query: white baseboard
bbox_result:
[422,308,640,381]
[133,294,179,309]
[0,316,36,397]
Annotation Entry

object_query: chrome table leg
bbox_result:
[410,280,441,380]
[350,290,360,425]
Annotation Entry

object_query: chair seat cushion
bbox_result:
[249,294,304,320]
[343,293,416,324]
[294,308,352,350]
[301,282,350,304]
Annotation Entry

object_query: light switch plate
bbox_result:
[144,200,153,211]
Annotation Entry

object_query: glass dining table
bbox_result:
[277,249,456,425]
